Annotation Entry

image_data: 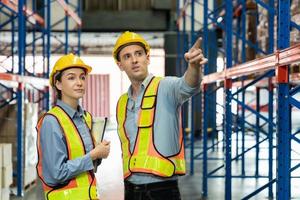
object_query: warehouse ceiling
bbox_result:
[0,31,164,55]
[82,0,176,32]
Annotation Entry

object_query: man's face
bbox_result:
[117,44,149,82]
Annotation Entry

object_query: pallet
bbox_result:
[24,179,37,191]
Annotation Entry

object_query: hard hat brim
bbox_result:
[50,64,92,87]
[61,64,92,74]
[113,31,150,63]
[114,42,148,62]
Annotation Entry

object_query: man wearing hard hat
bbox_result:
[114,31,207,200]
[36,53,110,200]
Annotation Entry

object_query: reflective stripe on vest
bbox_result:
[116,77,186,179]
[36,106,98,200]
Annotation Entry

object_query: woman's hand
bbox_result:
[90,140,111,160]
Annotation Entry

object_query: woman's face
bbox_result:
[55,67,87,101]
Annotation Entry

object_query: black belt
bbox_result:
[124,180,178,191]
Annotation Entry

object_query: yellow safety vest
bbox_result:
[117,76,186,179]
[36,106,99,200]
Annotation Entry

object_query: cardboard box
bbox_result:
[0,104,17,138]
[0,103,38,187]
[0,144,12,167]
[0,148,2,189]
[24,103,38,186]
[2,164,12,188]
[0,104,17,121]
[1,188,10,200]
[24,166,37,187]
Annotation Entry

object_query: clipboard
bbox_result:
[92,117,108,173]
[91,117,107,144]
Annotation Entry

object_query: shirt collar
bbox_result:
[127,74,154,99]
[56,100,84,119]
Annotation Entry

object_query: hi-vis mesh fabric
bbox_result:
[36,106,99,200]
[116,77,186,179]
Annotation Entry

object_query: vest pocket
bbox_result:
[141,96,156,109]
[138,109,154,127]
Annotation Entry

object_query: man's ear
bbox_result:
[146,53,150,65]
[117,61,124,71]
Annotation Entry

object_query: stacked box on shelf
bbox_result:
[256,0,278,55]
[0,104,18,187]
[0,143,12,200]
[0,144,2,200]
[291,0,300,16]
[290,0,300,46]
[23,103,38,187]
[0,103,38,189]
[291,64,300,74]
[256,0,299,53]
[291,13,300,46]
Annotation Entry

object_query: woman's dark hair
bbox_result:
[54,72,63,100]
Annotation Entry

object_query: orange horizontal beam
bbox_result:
[201,71,224,84]
[0,72,48,86]
[202,43,300,85]
[56,0,82,26]
[1,0,44,26]
[232,73,300,88]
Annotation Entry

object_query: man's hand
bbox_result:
[184,38,208,68]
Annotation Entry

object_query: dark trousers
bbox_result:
[124,180,181,200]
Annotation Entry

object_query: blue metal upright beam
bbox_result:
[77,0,82,55]
[65,0,69,53]
[45,0,51,110]
[276,0,291,200]
[255,87,260,177]
[268,0,274,53]
[241,82,246,176]
[225,0,233,199]
[268,79,274,198]
[267,0,275,196]
[17,0,25,196]
[202,0,209,197]
[190,0,195,175]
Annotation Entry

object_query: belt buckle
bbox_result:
[134,185,140,190]
[134,184,146,191]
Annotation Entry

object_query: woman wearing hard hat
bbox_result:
[36,53,110,200]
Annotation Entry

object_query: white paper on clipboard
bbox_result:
[91,117,107,144]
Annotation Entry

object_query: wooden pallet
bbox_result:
[24,179,37,191]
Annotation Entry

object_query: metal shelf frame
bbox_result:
[176,0,300,199]
[0,0,82,196]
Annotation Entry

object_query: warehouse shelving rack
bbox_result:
[50,0,82,55]
[176,0,300,199]
[0,0,82,196]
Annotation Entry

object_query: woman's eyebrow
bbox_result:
[65,72,85,76]
[65,72,75,76]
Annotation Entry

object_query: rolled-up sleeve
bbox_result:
[162,75,200,106]
[40,115,94,186]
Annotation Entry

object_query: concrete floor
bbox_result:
[9,127,300,200]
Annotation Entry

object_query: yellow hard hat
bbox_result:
[49,53,92,87]
[112,31,150,63]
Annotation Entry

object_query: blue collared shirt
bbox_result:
[40,100,94,186]
[124,74,200,184]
